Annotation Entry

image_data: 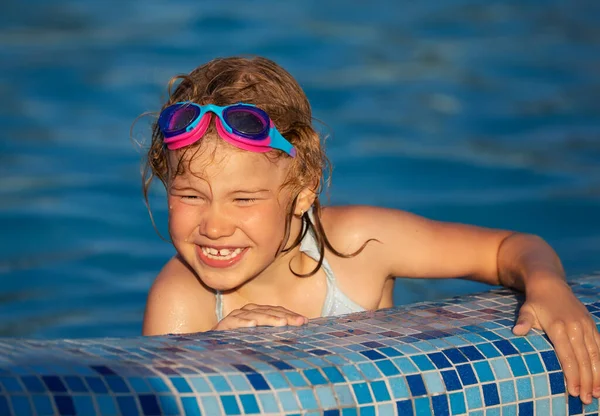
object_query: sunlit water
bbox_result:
[1,0,599,338]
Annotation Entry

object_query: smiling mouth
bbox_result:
[200,246,244,261]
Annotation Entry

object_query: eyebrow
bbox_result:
[230,189,271,194]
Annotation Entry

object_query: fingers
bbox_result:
[549,320,581,397]
[594,330,600,398]
[215,304,308,331]
[568,323,592,404]
[513,309,536,336]
[240,304,308,326]
[549,319,600,405]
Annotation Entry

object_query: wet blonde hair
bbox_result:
[142,56,366,276]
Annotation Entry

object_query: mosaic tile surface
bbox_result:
[1,275,600,415]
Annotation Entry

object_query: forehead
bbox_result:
[168,138,291,188]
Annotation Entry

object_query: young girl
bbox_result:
[141,56,599,404]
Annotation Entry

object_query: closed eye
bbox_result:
[235,198,257,204]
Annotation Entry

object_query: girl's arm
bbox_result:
[496,233,600,404]
[335,205,600,404]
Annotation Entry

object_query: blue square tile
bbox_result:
[396,400,413,414]
[322,367,345,383]
[423,373,445,394]
[427,353,452,369]
[449,392,466,415]
[358,405,375,416]
[171,377,192,393]
[297,389,319,410]
[0,396,8,416]
[493,340,518,356]
[316,386,337,409]
[432,395,449,416]
[95,396,118,416]
[411,355,436,371]
[377,403,395,415]
[334,385,355,406]
[370,380,391,401]
[535,399,550,416]
[375,360,400,377]
[159,396,180,415]
[181,397,202,416]
[277,390,300,412]
[443,348,469,364]
[106,376,129,393]
[479,331,501,341]
[340,365,363,382]
[221,395,241,415]
[379,347,403,358]
[42,376,66,393]
[540,351,561,372]
[473,361,495,383]
[238,395,259,414]
[200,396,222,416]
[246,374,270,391]
[490,358,512,379]
[188,377,211,393]
[476,343,501,359]
[406,374,427,397]
[512,338,535,353]
[552,396,567,414]
[10,396,32,416]
[54,396,76,415]
[507,356,528,377]
[499,380,516,403]
[147,377,170,393]
[285,372,308,387]
[389,376,410,399]
[441,370,462,392]
[394,357,419,373]
[86,377,108,394]
[549,372,566,395]
[518,401,534,415]
[500,404,516,415]
[414,397,432,416]
[533,375,549,398]
[459,346,485,361]
[516,378,533,400]
[360,350,385,360]
[456,364,477,386]
[482,383,500,406]
[358,363,383,380]
[73,396,95,416]
[138,394,160,415]
[524,354,545,374]
[21,376,45,393]
[63,376,87,393]
[264,372,288,389]
[352,382,373,404]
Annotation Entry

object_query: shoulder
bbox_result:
[319,205,419,250]
[142,255,217,335]
[318,204,513,280]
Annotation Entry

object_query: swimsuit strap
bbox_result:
[215,290,224,322]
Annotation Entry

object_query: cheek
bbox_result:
[240,204,287,237]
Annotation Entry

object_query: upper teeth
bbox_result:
[201,247,243,260]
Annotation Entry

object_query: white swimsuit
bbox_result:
[215,216,365,321]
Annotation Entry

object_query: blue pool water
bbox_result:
[1,0,599,339]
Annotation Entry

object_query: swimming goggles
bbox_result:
[157,102,296,157]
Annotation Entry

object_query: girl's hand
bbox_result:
[513,279,600,404]
[212,303,309,331]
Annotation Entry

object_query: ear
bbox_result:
[294,187,316,217]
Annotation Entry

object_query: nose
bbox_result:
[199,205,236,240]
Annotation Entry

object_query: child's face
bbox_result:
[167,138,294,291]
